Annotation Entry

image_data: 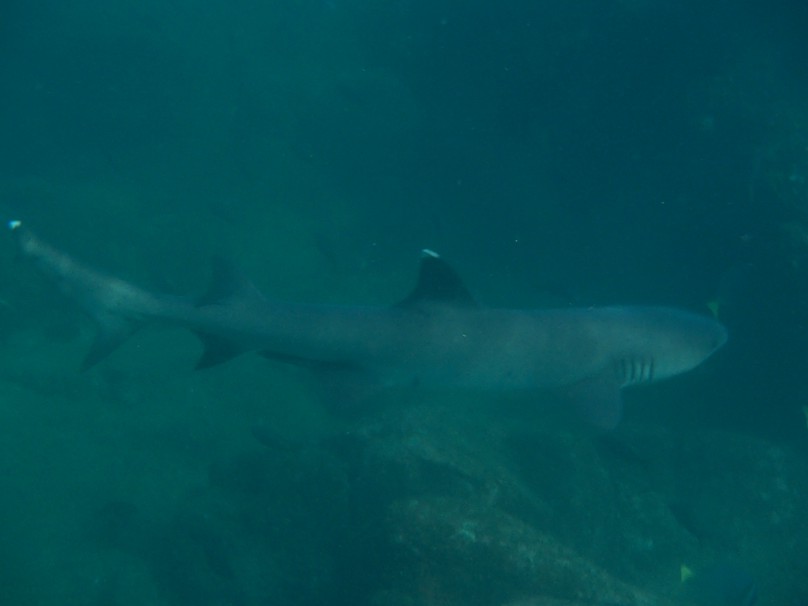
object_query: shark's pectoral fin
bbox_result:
[563,372,624,431]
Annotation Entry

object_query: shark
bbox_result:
[8,220,727,429]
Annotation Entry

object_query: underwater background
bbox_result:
[1,0,807,604]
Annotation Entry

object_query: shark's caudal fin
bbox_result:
[9,220,277,370]
[9,220,140,370]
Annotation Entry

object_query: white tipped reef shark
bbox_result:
[8,220,726,429]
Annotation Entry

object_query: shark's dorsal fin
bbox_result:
[197,257,266,308]
[397,249,478,309]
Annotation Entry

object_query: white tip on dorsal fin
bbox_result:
[421,248,440,259]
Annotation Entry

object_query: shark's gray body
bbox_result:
[10,222,726,428]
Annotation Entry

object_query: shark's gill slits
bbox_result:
[636,358,646,384]
[616,356,655,386]
[636,357,655,383]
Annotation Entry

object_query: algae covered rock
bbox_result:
[386,495,672,606]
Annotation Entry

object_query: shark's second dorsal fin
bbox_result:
[197,257,266,308]
[193,258,267,369]
[397,249,478,309]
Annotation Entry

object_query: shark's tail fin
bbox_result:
[9,220,143,370]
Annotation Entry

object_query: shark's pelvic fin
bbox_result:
[82,313,136,371]
[397,249,478,309]
[194,334,247,369]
